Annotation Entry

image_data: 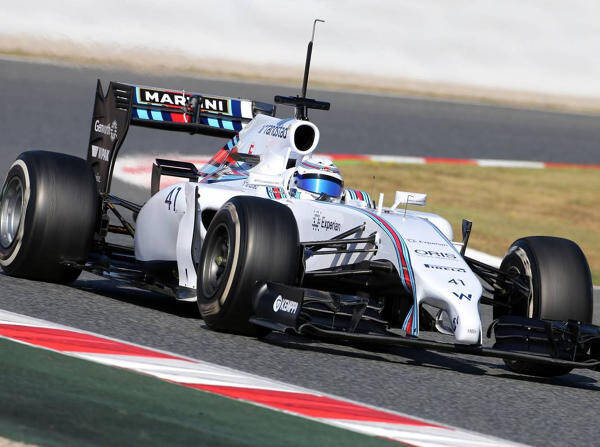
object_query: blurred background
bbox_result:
[1,0,599,110]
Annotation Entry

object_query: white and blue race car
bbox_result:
[1,32,597,378]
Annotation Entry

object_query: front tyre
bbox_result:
[494,236,593,377]
[0,151,98,283]
[197,196,299,335]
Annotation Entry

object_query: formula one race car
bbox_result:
[1,25,598,377]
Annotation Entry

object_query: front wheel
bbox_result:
[494,236,593,377]
[197,196,300,335]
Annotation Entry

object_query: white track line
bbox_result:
[0,309,525,447]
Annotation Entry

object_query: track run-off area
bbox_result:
[0,56,599,446]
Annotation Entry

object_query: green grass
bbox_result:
[0,338,398,447]
[339,162,600,283]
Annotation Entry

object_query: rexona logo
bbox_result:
[141,88,230,113]
[91,145,110,162]
[94,120,118,142]
[414,249,456,259]
[424,264,466,272]
[273,295,299,314]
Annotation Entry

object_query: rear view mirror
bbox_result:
[390,191,427,209]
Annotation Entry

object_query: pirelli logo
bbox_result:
[140,88,230,114]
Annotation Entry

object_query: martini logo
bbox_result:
[141,88,230,113]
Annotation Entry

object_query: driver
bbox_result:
[287,156,344,202]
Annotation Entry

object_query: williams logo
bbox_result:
[94,120,117,142]
[273,295,299,314]
[452,292,472,301]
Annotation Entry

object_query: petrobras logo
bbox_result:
[94,120,118,141]
[91,145,110,162]
[273,295,299,314]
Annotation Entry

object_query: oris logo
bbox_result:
[273,295,298,314]
[94,120,118,142]
[414,250,456,259]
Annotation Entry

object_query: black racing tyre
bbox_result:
[494,236,593,377]
[197,196,299,335]
[0,151,98,283]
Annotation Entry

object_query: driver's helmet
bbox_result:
[288,156,344,201]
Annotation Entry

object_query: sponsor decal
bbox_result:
[258,124,288,139]
[201,97,230,114]
[448,278,466,286]
[142,88,187,106]
[452,316,459,330]
[91,145,110,162]
[94,120,118,142]
[407,238,447,247]
[242,181,258,190]
[452,292,472,301]
[424,264,466,272]
[414,249,456,259]
[273,295,298,314]
[140,88,230,113]
[312,210,341,232]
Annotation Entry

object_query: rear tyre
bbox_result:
[494,236,593,377]
[0,151,98,283]
[197,196,299,335]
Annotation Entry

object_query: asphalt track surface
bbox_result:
[1,57,600,446]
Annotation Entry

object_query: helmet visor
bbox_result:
[297,173,343,198]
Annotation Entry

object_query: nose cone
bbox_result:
[452,309,482,344]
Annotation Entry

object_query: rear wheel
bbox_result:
[494,236,593,376]
[197,196,299,335]
[0,151,98,283]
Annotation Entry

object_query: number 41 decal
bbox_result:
[165,187,182,211]
[448,278,465,286]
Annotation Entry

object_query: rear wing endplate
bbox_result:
[87,80,275,194]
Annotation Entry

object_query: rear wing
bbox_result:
[86,80,276,193]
